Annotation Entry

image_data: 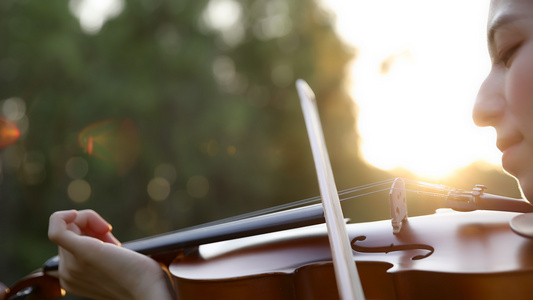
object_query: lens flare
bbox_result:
[0,118,20,148]
[79,118,140,175]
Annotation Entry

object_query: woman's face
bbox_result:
[473,0,533,200]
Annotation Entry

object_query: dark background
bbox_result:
[0,0,520,299]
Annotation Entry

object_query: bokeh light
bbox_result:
[0,118,20,148]
[201,0,245,47]
[69,0,124,34]
[147,177,171,202]
[67,179,91,203]
[78,118,140,175]
[2,97,26,121]
[65,157,91,203]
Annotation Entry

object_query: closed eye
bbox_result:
[495,42,522,68]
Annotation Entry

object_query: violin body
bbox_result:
[169,209,533,299]
[5,208,533,299]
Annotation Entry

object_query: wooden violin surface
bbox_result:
[169,209,533,299]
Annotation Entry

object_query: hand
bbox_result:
[48,210,175,300]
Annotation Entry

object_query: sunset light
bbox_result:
[324,0,500,180]
[66,0,502,180]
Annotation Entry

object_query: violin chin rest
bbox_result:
[510,213,533,238]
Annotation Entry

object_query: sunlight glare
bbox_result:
[322,0,499,180]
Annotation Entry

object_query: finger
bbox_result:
[49,210,120,253]
[48,210,79,244]
[58,209,118,244]
[92,232,121,246]
[74,210,113,236]
[49,210,90,253]
[73,210,121,245]
[79,210,120,245]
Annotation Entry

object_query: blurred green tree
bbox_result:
[0,0,386,294]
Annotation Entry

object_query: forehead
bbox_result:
[488,0,533,24]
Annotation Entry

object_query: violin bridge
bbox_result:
[390,178,408,234]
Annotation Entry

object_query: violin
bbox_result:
[4,80,533,299]
[3,179,533,300]
[169,204,533,300]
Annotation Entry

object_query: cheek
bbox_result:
[507,48,533,129]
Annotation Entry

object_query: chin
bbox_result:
[518,178,533,204]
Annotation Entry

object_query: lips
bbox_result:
[496,135,522,153]
[497,133,523,176]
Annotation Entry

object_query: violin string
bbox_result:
[171,178,455,232]
[400,178,454,191]
[338,188,451,202]
[228,179,403,221]
[399,189,452,198]
[297,178,399,204]
[166,181,398,232]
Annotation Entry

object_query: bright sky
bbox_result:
[323,0,501,180]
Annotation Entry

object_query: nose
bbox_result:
[472,69,505,127]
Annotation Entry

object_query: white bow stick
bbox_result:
[296,79,365,299]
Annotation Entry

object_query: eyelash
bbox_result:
[496,43,522,68]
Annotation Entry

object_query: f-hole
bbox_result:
[351,236,434,260]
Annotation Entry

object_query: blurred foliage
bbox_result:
[0,0,522,298]
[0,0,386,292]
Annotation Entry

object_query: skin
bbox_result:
[473,0,533,202]
[48,210,175,300]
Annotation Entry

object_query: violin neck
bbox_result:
[43,203,326,272]
[125,203,326,254]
